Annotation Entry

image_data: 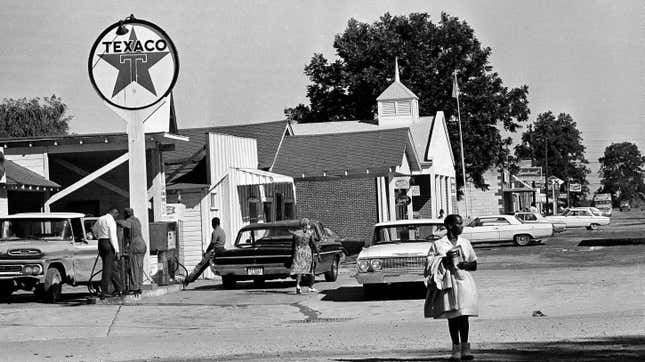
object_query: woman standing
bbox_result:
[290,218,320,294]
[117,208,147,297]
[424,214,478,360]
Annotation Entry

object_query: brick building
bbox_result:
[273,61,457,241]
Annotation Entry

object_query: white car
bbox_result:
[355,219,445,292]
[463,214,553,246]
[544,207,610,230]
[514,211,567,233]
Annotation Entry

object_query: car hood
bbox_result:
[358,242,431,259]
[0,240,69,257]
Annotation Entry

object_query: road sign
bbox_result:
[89,17,179,111]
[569,183,582,192]
[517,166,543,182]
[547,176,564,185]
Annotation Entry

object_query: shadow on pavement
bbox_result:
[321,282,426,302]
[334,335,645,361]
[0,292,93,306]
[190,279,298,291]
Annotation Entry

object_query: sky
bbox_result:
[1,0,643,191]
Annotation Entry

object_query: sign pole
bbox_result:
[126,110,151,281]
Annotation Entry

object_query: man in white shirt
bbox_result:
[93,207,121,298]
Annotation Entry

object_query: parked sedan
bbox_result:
[355,219,445,293]
[462,214,553,246]
[514,211,567,233]
[211,220,346,288]
[544,208,610,230]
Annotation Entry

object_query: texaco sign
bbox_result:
[88,18,179,110]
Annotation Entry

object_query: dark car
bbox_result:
[211,220,346,289]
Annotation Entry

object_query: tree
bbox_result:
[514,111,590,205]
[0,95,71,138]
[284,12,530,190]
[598,142,644,205]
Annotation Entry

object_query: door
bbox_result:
[465,218,501,242]
[72,218,100,283]
[313,223,332,273]
[494,217,520,241]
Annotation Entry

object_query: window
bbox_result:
[284,202,295,219]
[249,202,260,223]
[263,202,273,222]
[210,192,218,211]
[381,102,395,116]
[395,101,411,115]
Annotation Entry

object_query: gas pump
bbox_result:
[149,221,179,285]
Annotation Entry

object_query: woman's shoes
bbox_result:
[308,287,319,293]
[461,343,474,360]
[296,286,302,294]
[450,344,461,360]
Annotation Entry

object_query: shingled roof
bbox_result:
[3,160,60,190]
[165,120,290,184]
[271,128,421,179]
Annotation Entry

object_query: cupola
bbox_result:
[376,58,419,126]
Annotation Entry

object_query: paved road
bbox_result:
[1,211,644,361]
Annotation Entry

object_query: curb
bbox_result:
[90,283,185,305]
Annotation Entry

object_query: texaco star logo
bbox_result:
[89,18,179,110]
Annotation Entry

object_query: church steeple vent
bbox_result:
[376,58,419,126]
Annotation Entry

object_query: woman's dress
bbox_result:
[424,235,478,319]
[290,230,315,275]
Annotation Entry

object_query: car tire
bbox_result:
[588,223,600,230]
[324,256,340,282]
[0,281,15,297]
[41,267,62,303]
[514,234,531,246]
[221,276,236,289]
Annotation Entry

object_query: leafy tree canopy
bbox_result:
[515,111,590,204]
[0,95,71,138]
[284,12,530,190]
[598,142,644,204]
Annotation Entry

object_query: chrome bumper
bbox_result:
[355,270,424,285]
[213,263,291,279]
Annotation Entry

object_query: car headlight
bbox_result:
[357,259,369,272]
[370,259,383,271]
[23,266,33,274]
[31,265,42,275]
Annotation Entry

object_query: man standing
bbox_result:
[117,208,147,296]
[93,207,121,298]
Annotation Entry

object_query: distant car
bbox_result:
[355,219,445,293]
[544,207,610,230]
[514,212,567,233]
[211,220,346,289]
[620,200,631,212]
[462,214,553,246]
[0,212,98,302]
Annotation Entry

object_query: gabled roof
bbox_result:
[271,128,421,179]
[376,81,418,101]
[290,116,434,164]
[165,120,290,183]
[4,160,60,190]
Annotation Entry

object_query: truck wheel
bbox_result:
[0,281,15,297]
[324,256,339,282]
[41,268,63,303]
[514,234,531,246]
[221,276,236,289]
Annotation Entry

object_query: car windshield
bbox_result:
[0,219,73,241]
[373,223,444,244]
[235,227,298,247]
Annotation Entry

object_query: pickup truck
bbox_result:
[0,212,99,302]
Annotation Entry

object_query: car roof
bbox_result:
[373,219,445,227]
[473,215,513,219]
[1,212,86,219]
[240,219,321,230]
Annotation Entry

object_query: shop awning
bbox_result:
[3,160,60,191]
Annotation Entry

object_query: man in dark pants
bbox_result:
[93,207,121,299]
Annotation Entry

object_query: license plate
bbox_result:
[246,267,263,275]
